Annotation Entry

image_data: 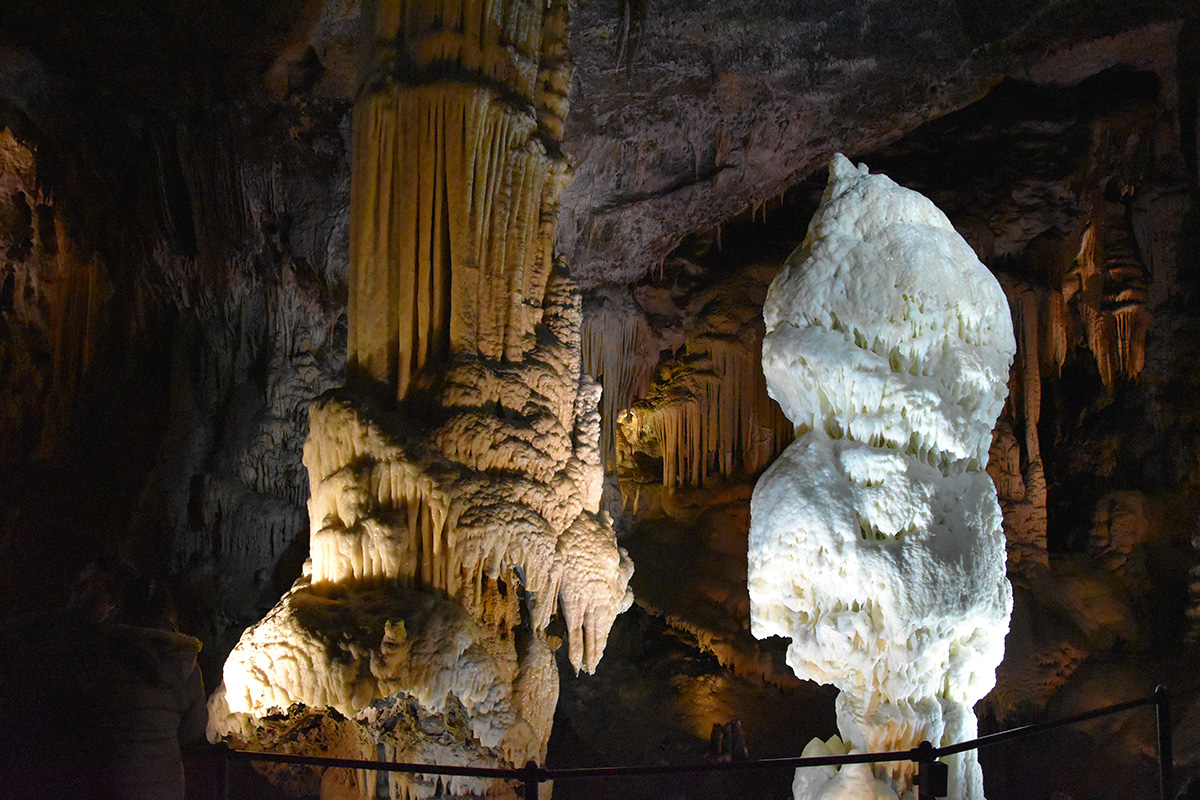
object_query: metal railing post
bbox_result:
[916,741,934,800]
[522,760,540,800]
[915,740,948,800]
[1156,685,1174,800]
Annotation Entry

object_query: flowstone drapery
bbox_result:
[207,2,633,798]
[748,155,1015,800]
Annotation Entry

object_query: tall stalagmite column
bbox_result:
[207,3,633,798]
[749,156,1014,800]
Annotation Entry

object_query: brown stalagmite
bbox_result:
[994,275,1062,573]
[212,5,632,796]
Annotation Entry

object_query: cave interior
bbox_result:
[1,1,1199,799]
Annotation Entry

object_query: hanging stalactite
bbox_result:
[992,274,1065,573]
[348,0,573,404]
[1064,188,1152,387]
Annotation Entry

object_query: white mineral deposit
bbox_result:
[748,154,1016,800]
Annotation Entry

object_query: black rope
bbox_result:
[191,687,1176,789]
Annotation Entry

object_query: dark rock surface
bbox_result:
[558,0,1184,287]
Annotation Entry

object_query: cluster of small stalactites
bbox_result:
[613,341,795,492]
[1066,200,1152,386]
[584,279,794,494]
[349,0,576,406]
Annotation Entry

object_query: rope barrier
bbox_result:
[194,686,1177,800]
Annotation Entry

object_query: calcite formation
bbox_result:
[348,0,574,400]
[748,155,1015,800]
[0,128,110,460]
[1064,181,1151,386]
[208,1,632,798]
[581,268,793,496]
[988,276,1064,575]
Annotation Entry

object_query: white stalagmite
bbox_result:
[748,155,1015,800]
[208,1,632,797]
[209,269,633,800]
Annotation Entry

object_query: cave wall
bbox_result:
[0,94,352,668]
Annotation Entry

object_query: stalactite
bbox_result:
[608,278,793,494]
[694,332,793,479]
[302,369,630,651]
[1131,189,1190,305]
[619,348,792,493]
[580,290,656,463]
[993,275,1062,573]
[350,0,572,404]
[37,227,112,455]
[349,85,571,401]
[1064,118,1154,386]
[176,123,252,267]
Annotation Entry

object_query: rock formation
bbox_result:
[605,271,793,496]
[207,1,633,797]
[1,4,1198,800]
[988,276,1064,575]
[1064,188,1150,388]
[748,155,1015,800]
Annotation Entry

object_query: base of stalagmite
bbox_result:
[208,271,632,800]
[208,578,556,800]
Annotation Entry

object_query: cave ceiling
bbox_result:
[0,0,1186,286]
[0,0,1192,631]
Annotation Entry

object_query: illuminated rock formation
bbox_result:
[748,156,1014,800]
[208,1,632,797]
[580,288,657,467]
[580,268,792,499]
[1064,181,1151,386]
[988,276,1064,575]
[0,129,111,460]
[614,323,792,492]
[348,0,574,401]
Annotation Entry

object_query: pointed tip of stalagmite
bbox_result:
[828,153,867,185]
